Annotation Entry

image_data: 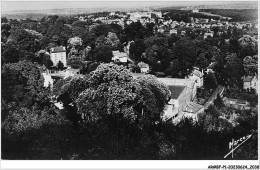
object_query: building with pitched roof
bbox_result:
[187,67,204,88]
[50,46,67,67]
[157,78,202,123]
[112,51,128,63]
[170,29,178,34]
[242,75,258,93]
[204,31,214,39]
[132,74,204,123]
[192,9,199,13]
[138,62,149,73]
[42,73,54,88]
[183,102,204,121]
[223,97,250,110]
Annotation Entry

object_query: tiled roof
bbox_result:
[224,97,247,104]
[112,51,127,58]
[243,76,254,82]
[193,69,203,77]
[157,78,196,89]
[168,85,185,99]
[51,46,66,53]
[184,102,204,113]
[133,75,195,100]
[138,62,149,68]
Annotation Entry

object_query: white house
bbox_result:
[187,68,204,88]
[170,29,178,34]
[138,62,149,73]
[242,75,258,93]
[112,51,128,63]
[50,46,67,67]
[204,32,214,39]
[42,73,54,88]
[171,21,178,28]
[157,27,165,33]
[79,16,85,21]
[236,23,244,29]
[157,78,199,123]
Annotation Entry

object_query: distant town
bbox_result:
[1,1,258,161]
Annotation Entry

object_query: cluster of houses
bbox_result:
[41,41,258,125]
[133,68,204,124]
[76,11,162,29]
[39,9,257,125]
[72,8,258,43]
[41,45,135,87]
[156,17,257,40]
[242,75,258,93]
[41,43,205,124]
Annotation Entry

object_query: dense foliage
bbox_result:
[1,7,258,160]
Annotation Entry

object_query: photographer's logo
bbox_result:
[224,134,252,158]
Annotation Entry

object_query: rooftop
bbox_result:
[138,62,149,68]
[242,75,257,82]
[192,69,203,78]
[66,68,80,73]
[51,46,66,53]
[168,85,185,99]
[184,102,204,113]
[112,51,128,62]
[112,50,127,57]
[157,78,196,89]
[223,97,248,104]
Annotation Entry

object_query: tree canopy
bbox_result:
[93,45,113,63]
[76,63,140,122]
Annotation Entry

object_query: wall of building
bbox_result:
[169,87,194,123]
[162,101,178,121]
[141,67,149,73]
[188,74,203,88]
[244,78,258,92]
[51,52,67,67]
[42,73,53,88]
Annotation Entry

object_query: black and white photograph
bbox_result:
[0,0,259,169]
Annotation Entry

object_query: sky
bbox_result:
[1,0,258,13]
